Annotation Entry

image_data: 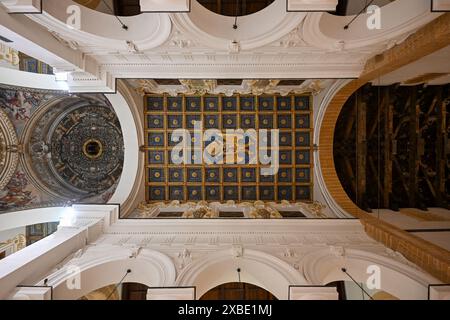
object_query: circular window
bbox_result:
[197,0,275,17]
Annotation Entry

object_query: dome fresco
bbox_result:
[0,84,124,213]
[49,105,124,194]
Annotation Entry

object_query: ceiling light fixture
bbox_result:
[233,0,239,29]
[341,268,374,300]
[343,0,376,30]
[101,0,128,30]
[106,269,132,300]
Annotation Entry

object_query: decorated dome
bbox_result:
[24,95,124,201]
[49,105,123,194]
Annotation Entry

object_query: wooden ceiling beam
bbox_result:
[319,13,450,283]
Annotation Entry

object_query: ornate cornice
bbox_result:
[0,109,19,190]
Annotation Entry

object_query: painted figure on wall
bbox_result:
[0,171,37,211]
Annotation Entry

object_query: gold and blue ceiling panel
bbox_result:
[144,93,313,203]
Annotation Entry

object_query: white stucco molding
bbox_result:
[2,207,437,300]
[176,248,306,300]
[0,222,96,299]
[0,8,83,74]
[170,0,306,51]
[300,247,440,300]
[302,0,442,51]
[104,63,362,80]
[26,0,172,52]
[38,247,177,300]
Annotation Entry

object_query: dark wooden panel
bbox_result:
[121,283,149,300]
[334,84,450,210]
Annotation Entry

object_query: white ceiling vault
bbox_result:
[0,0,444,92]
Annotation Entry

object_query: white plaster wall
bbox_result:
[0,67,67,90]
[105,92,139,206]
[0,207,64,232]
[0,205,440,300]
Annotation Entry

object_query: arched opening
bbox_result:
[200,282,277,300]
[302,249,437,300]
[303,0,435,51]
[47,249,176,300]
[171,0,306,51]
[176,249,306,300]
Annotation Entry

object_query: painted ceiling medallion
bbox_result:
[50,105,124,194]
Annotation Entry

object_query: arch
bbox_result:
[105,81,142,212]
[301,248,439,300]
[302,0,440,51]
[27,0,171,51]
[313,79,353,218]
[176,249,306,300]
[170,0,306,51]
[43,248,176,300]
